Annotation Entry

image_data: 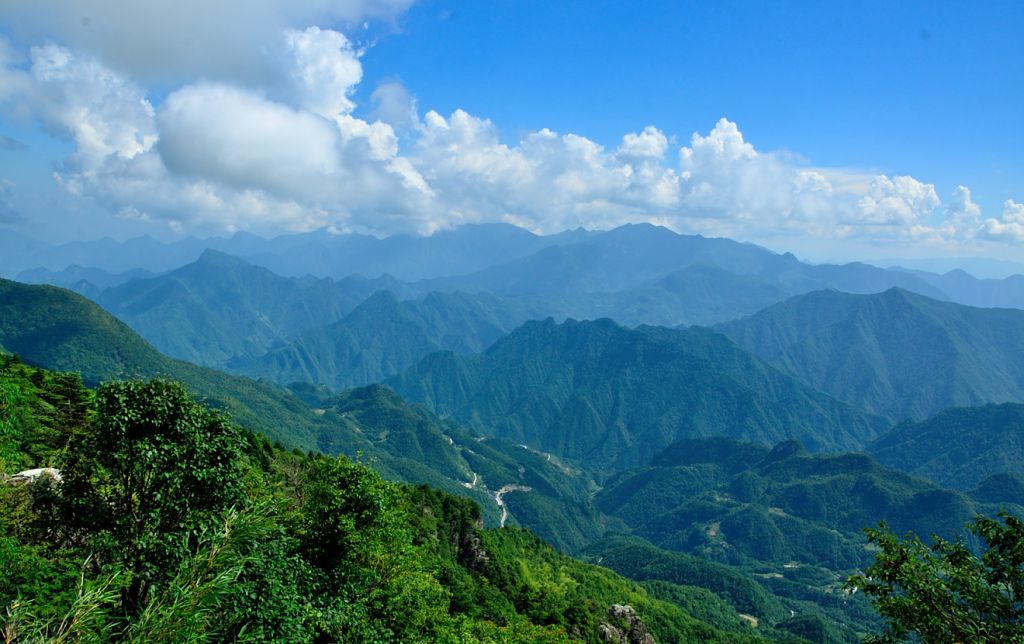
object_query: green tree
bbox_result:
[59,379,246,612]
[847,513,1024,643]
[299,456,451,641]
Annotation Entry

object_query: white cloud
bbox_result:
[282,26,362,119]
[979,200,1024,243]
[14,42,433,236]
[855,175,939,226]
[1,0,412,85]
[410,111,684,231]
[370,80,419,131]
[27,44,157,170]
[1,17,1019,250]
[617,126,668,163]
[157,83,343,197]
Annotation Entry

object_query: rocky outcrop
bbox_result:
[599,604,655,644]
[4,467,62,486]
[452,519,490,572]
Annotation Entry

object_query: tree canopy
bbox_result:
[848,513,1024,643]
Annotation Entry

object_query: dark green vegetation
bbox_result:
[1,359,770,642]
[97,250,414,367]
[868,403,1024,490]
[595,438,1022,570]
[390,317,885,471]
[306,383,609,552]
[718,288,1024,422]
[848,514,1024,643]
[589,436,1024,640]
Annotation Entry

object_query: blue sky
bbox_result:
[0,0,1021,263]
[359,1,1022,204]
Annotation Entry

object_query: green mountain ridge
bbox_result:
[0,279,602,545]
[867,402,1024,489]
[0,357,765,642]
[232,290,538,390]
[389,317,887,472]
[717,287,1024,422]
[595,437,1015,571]
[97,250,414,367]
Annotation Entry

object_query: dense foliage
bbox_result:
[1,360,768,642]
[848,514,1024,643]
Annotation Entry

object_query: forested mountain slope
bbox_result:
[1,359,764,642]
[718,288,1024,421]
[0,279,602,544]
[868,402,1024,489]
[232,290,538,390]
[97,250,414,367]
[389,318,885,471]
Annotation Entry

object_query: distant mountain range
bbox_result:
[231,290,539,389]
[10,226,1013,405]
[718,288,1024,422]
[7,223,1024,315]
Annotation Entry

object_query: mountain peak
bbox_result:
[763,439,810,463]
[195,248,251,267]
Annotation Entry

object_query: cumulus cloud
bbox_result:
[856,175,940,226]
[157,83,344,196]
[0,14,1018,249]
[27,43,157,171]
[370,80,419,131]
[410,110,685,231]
[281,26,362,119]
[15,42,432,236]
[1,0,412,85]
[979,200,1024,243]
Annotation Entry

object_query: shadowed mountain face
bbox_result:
[96,250,414,367]
[230,290,540,390]
[0,277,327,450]
[868,403,1024,489]
[717,288,1024,422]
[389,317,886,471]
